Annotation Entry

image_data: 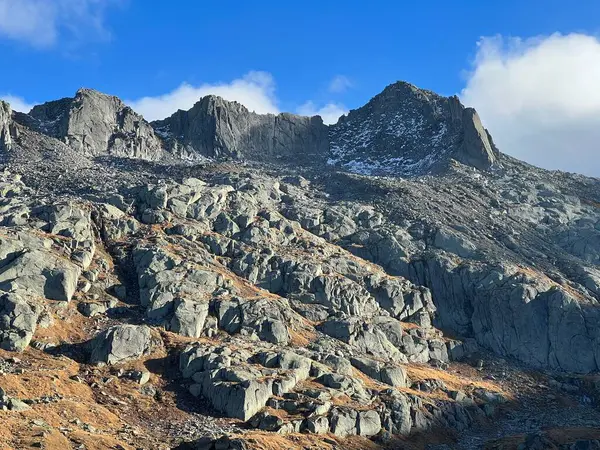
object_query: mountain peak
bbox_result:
[76,87,110,97]
[152,94,328,163]
[329,80,498,176]
[17,88,163,160]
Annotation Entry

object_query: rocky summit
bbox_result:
[0,81,599,450]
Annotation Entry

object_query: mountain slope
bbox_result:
[0,81,599,449]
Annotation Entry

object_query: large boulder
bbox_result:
[0,292,41,351]
[169,299,209,338]
[0,248,80,301]
[89,325,155,365]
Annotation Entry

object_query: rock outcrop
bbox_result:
[89,324,156,365]
[0,100,12,151]
[17,89,164,160]
[0,291,41,351]
[152,95,329,164]
[329,81,498,175]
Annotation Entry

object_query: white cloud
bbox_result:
[329,75,353,93]
[128,71,279,122]
[0,0,119,48]
[0,94,36,113]
[461,33,600,176]
[297,101,347,125]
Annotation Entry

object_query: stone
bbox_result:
[329,408,358,437]
[196,374,273,421]
[0,292,41,351]
[321,354,353,376]
[78,302,107,318]
[0,101,12,151]
[448,390,476,407]
[113,285,127,301]
[251,411,283,432]
[0,246,80,302]
[131,370,151,386]
[8,398,31,411]
[380,366,409,388]
[434,227,477,259]
[89,325,155,365]
[357,410,382,437]
[169,299,209,338]
[304,416,329,434]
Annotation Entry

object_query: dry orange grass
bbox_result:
[288,327,317,347]
[238,432,381,450]
[32,303,92,344]
[515,265,590,302]
[406,364,510,399]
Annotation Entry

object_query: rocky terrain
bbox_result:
[0,81,599,449]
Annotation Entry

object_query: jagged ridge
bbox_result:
[4,82,499,177]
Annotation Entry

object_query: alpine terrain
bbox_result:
[0,81,600,450]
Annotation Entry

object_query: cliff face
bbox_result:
[21,89,165,160]
[329,81,498,176]
[0,101,12,151]
[153,95,330,164]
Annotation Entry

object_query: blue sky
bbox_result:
[2,0,600,174]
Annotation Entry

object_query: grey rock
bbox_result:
[169,299,209,338]
[329,408,358,437]
[113,285,127,301]
[25,88,164,160]
[78,302,107,317]
[193,373,273,421]
[304,416,329,434]
[0,245,80,302]
[381,391,412,436]
[89,325,155,365]
[357,409,382,437]
[126,370,151,386]
[8,397,31,411]
[0,101,13,151]
[319,317,404,360]
[381,366,409,388]
[153,95,329,165]
[434,227,478,259]
[250,411,283,431]
[321,354,353,376]
[329,81,497,176]
[351,357,409,388]
[448,390,476,407]
[0,292,41,351]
